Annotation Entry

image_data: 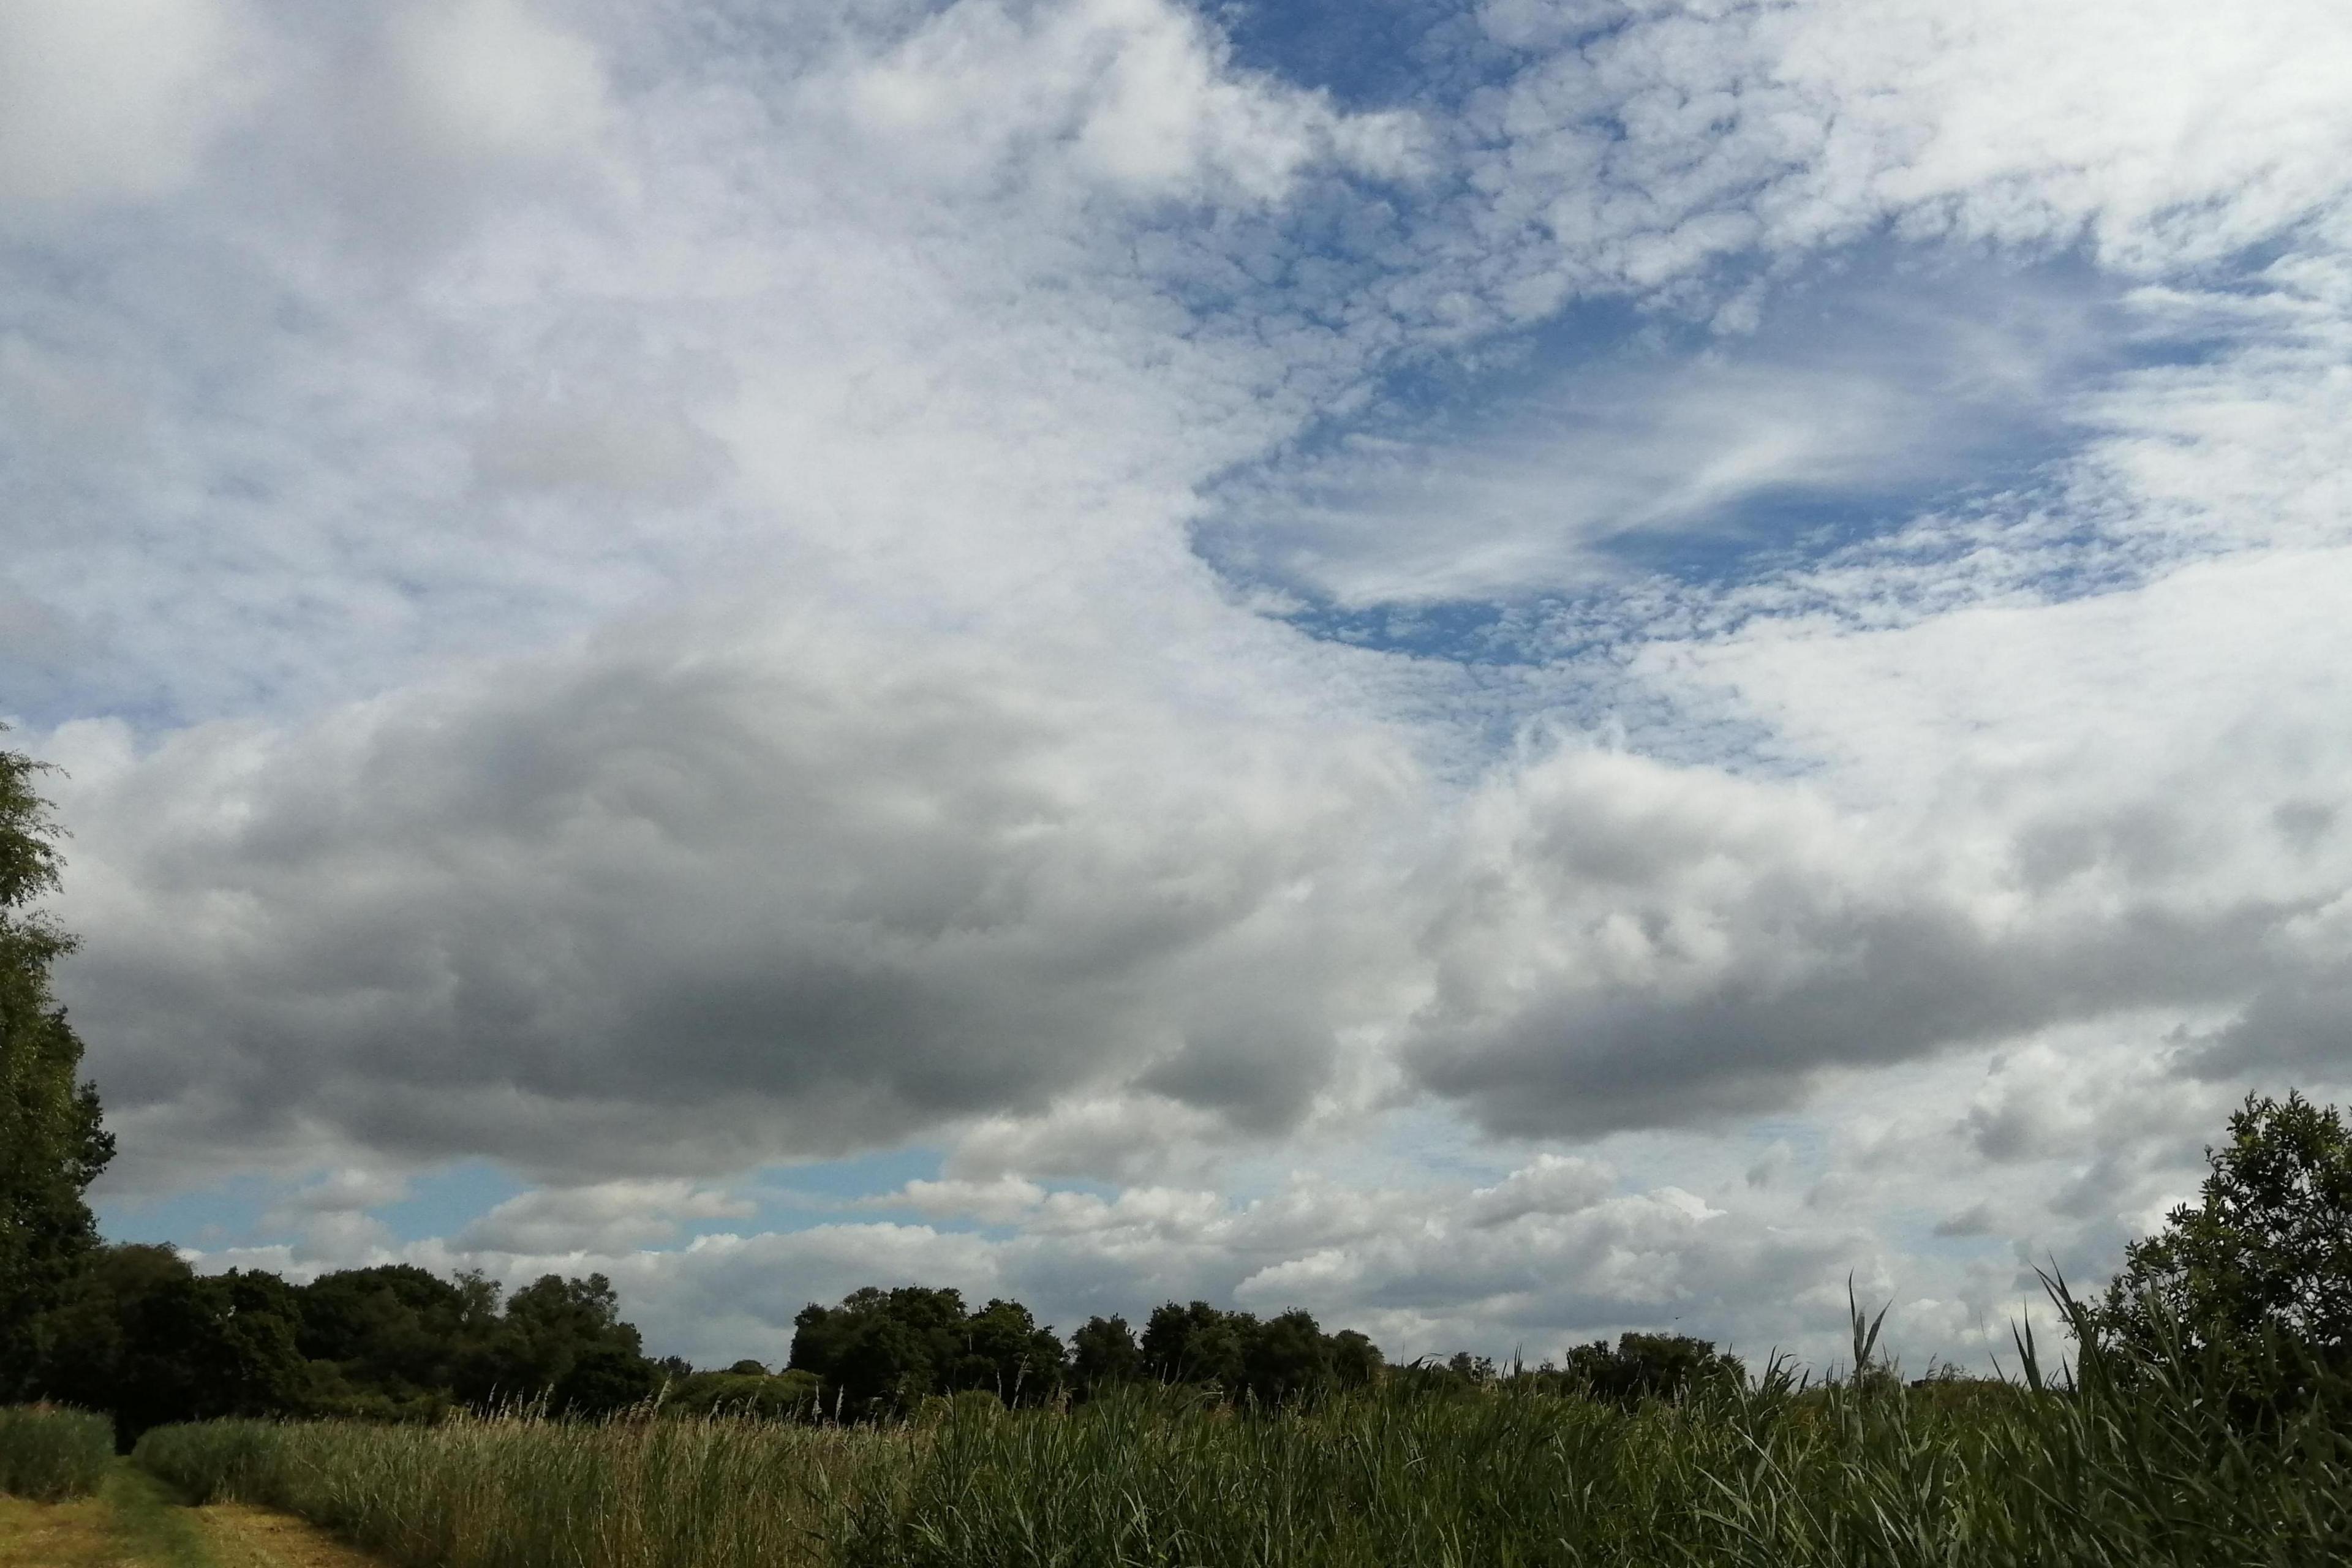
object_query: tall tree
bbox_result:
[2095,1090,2352,1393]
[0,736,113,1398]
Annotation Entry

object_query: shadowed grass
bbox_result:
[102,1462,219,1568]
[137,1412,899,1568]
[0,1406,113,1501]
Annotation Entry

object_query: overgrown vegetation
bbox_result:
[131,1295,2352,1568]
[137,1409,890,1568]
[0,1407,112,1502]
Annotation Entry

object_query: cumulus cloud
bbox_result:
[48,592,1421,1185]
[1403,525,2352,1136]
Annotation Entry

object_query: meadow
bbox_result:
[120,1322,2352,1568]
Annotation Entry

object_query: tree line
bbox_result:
[0,1235,1756,1441]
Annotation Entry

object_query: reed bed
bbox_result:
[136,1411,899,1568]
[0,1404,114,1501]
[132,1351,2352,1567]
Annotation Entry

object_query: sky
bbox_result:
[7,0,2352,1375]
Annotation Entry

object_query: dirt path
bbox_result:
[0,1493,121,1567]
[188,1503,383,1568]
[0,1467,389,1568]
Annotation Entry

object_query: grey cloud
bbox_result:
[0,0,255,213]
[1403,745,2326,1139]
[472,402,728,501]
[1932,1202,1993,1238]
[1414,903,2291,1136]
[54,595,1419,1186]
[2177,976,2352,1080]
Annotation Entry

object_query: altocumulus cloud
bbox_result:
[12,0,2352,1373]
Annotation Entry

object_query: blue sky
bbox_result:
[7,0,2352,1371]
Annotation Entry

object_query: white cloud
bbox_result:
[0,0,254,210]
[386,0,606,163]
[1450,0,2352,320]
[838,0,1422,203]
[456,1180,754,1254]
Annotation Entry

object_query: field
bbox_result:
[127,1355,2351,1568]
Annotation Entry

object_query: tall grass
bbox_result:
[131,1308,2352,1568]
[0,1404,114,1500]
[135,1412,899,1568]
[836,1367,2348,1567]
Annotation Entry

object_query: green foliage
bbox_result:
[1136,1301,1389,1408]
[1556,1331,1749,1409]
[298,1263,499,1419]
[1139,1299,1248,1389]
[1328,1329,1383,1390]
[35,1246,311,1445]
[665,1368,823,1420]
[2092,1090,2352,1411]
[496,1272,659,1415]
[0,1404,113,1499]
[0,736,113,1399]
[27,1246,662,1440]
[1068,1314,1142,1396]
[789,1286,1067,1415]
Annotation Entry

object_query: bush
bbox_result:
[0,1404,113,1499]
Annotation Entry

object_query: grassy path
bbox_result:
[0,1464,383,1568]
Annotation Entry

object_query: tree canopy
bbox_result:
[0,736,114,1400]
[2093,1090,2352,1398]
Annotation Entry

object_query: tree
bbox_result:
[0,737,113,1398]
[952,1297,1065,1403]
[1561,1333,1745,1409]
[1141,1300,1251,1390]
[1069,1314,1143,1396]
[37,1247,310,1445]
[790,1286,962,1417]
[298,1264,503,1419]
[480,1272,658,1414]
[2095,1091,2352,1390]
[1329,1329,1384,1390]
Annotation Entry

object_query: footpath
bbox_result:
[0,1463,382,1568]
